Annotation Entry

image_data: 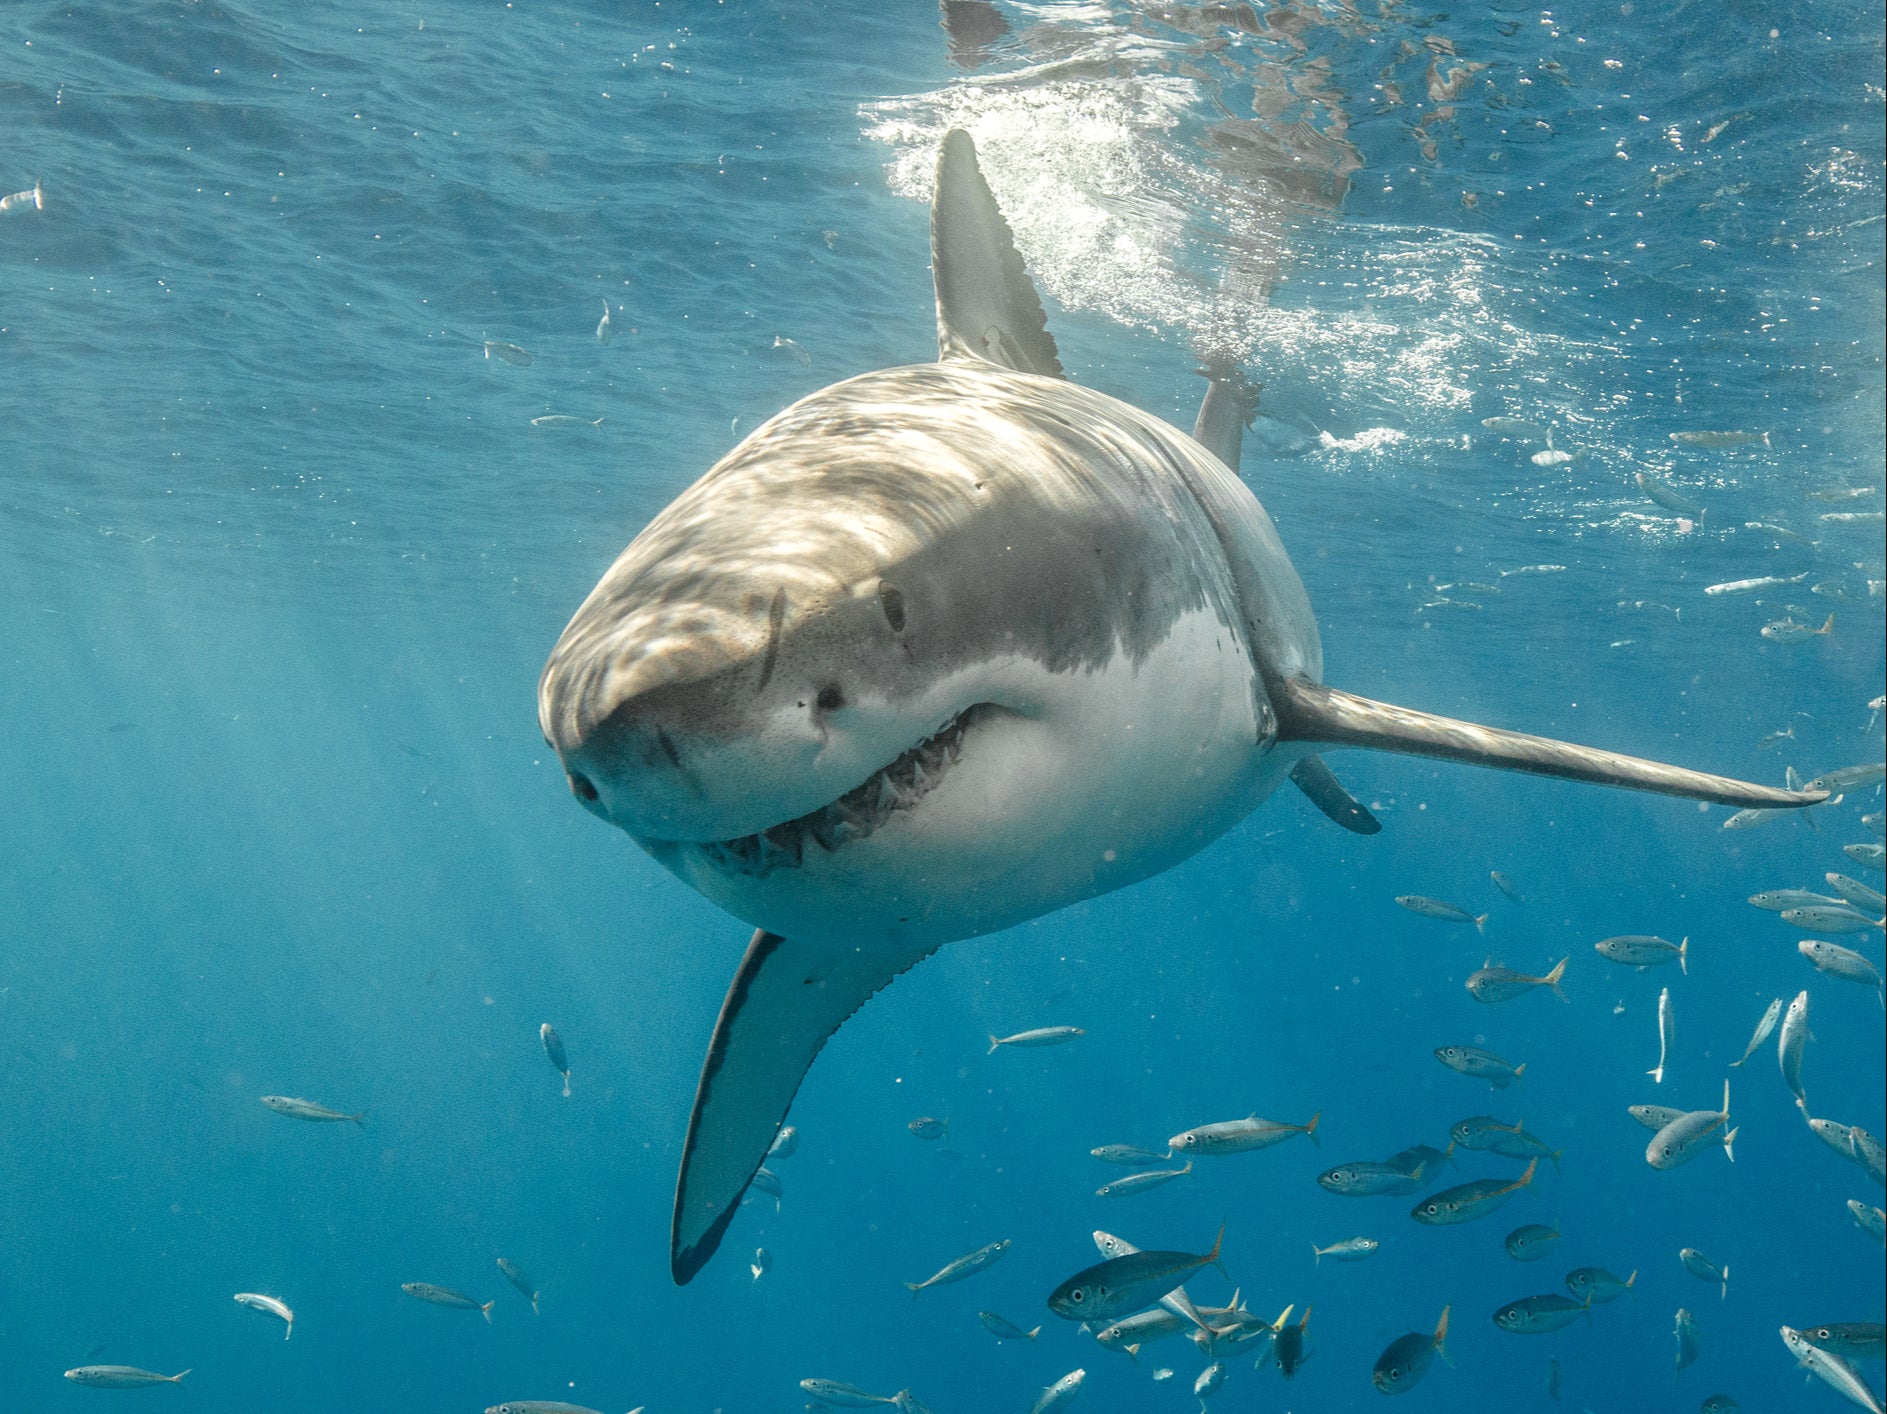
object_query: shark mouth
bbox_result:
[694,706,998,878]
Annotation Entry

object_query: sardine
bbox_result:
[1784,905,1885,935]
[1848,1199,1886,1243]
[1670,430,1767,448]
[260,1095,363,1125]
[1029,1370,1085,1414]
[1679,1247,1729,1300]
[1648,986,1674,1084]
[905,1239,1010,1295]
[1751,889,1846,911]
[1637,470,1705,518]
[1629,1103,1686,1131]
[1847,843,1885,867]
[799,1378,895,1407]
[1490,870,1525,903]
[1596,934,1687,972]
[1705,571,1808,595]
[988,1026,1085,1053]
[401,1282,494,1321]
[1805,762,1886,793]
[1091,1143,1171,1166]
[233,1292,293,1338]
[1779,989,1813,1113]
[1798,940,1885,1002]
[1169,1113,1320,1155]
[1395,895,1487,930]
[1827,874,1886,912]
[1729,998,1783,1066]
[1096,1163,1193,1197]
[64,1367,190,1387]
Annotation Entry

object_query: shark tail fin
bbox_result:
[930,131,1062,377]
[1270,676,1826,809]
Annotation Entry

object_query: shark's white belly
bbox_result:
[665,604,1294,950]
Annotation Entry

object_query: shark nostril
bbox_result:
[815,684,846,713]
[568,771,599,803]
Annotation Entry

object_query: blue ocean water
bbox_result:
[1,0,1882,1409]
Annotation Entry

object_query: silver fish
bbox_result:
[769,1125,799,1159]
[1811,1118,1860,1160]
[1311,1236,1379,1263]
[483,339,533,366]
[595,298,613,341]
[799,1378,895,1407]
[1646,1081,1736,1168]
[1751,889,1845,911]
[1847,843,1885,867]
[1671,430,1768,448]
[1805,762,1886,793]
[1029,1370,1085,1414]
[1466,958,1568,1004]
[485,1402,613,1414]
[1493,1293,1590,1333]
[1503,1223,1561,1262]
[1848,1199,1886,1243]
[1762,613,1835,642]
[1730,997,1784,1067]
[1565,1266,1637,1303]
[540,1023,570,1097]
[988,1026,1085,1053]
[1780,1326,1885,1414]
[529,415,604,428]
[1850,1127,1886,1187]
[1595,934,1687,972]
[260,1095,363,1125]
[497,1257,539,1314]
[1435,1044,1526,1088]
[749,1165,783,1209]
[1500,563,1569,576]
[904,1238,1010,1294]
[1700,1396,1739,1414]
[1745,521,1815,547]
[978,1311,1040,1341]
[1169,1112,1320,1154]
[1490,870,1525,903]
[1637,470,1705,518]
[402,1282,493,1320]
[64,1367,190,1387]
[751,1247,771,1282]
[1705,571,1808,595]
[1481,416,1547,438]
[1822,510,1887,526]
[1648,986,1674,1084]
[1827,874,1886,912]
[1808,486,1881,502]
[1096,1162,1192,1197]
[1798,940,1885,1002]
[1094,1307,1190,1352]
[1089,1230,1215,1335]
[1679,1247,1729,1299]
[1091,1143,1171,1165]
[1779,989,1813,1113]
[233,1292,294,1337]
[1451,1116,1524,1150]
[1395,895,1487,930]
[1532,447,1577,467]
[1675,1308,1702,1370]
[1410,1159,1538,1225]
[1630,1103,1687,1130]
[908,1116,949,1141]
[1785,905,1885,935]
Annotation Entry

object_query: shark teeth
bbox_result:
[697,711,971,878]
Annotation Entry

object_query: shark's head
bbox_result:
[539,362,1283,949]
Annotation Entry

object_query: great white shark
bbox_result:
[538,131,1821,1285]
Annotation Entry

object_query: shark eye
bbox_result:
[816,684,846,712]
[568,772,599,802]
[879,582,907,632]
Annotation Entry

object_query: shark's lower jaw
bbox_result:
[690,704,1001,878]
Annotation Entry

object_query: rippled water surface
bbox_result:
[2,1,1882,1410]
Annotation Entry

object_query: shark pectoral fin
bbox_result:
[1190,362,1261,472]
[1271,676,1828,810]
[930,129,1063,378]
[1288,754,1382,835]
[671,929,934,1284]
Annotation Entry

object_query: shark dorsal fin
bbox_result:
[930,130,1063,378]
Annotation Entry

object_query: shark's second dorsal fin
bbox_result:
[931,130,1063,378]
[1272,676,1828,810]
